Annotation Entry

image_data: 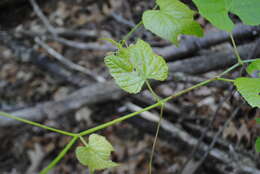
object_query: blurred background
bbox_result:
[0,0,259,173]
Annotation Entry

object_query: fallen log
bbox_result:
[0,81,123,126]
[155,24,260,61]
[169,42,260,74]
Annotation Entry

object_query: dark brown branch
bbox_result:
[155,24,260,61]
[168,42,260,74]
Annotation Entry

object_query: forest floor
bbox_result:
[0,0,259,174]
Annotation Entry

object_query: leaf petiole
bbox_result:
[229,33,243,65]
[146,81,161,102]
[79,135,88,147]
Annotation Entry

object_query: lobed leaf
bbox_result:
[256,118,260,124]
[247,59,260,78]
[255,137,260,152]
[193,0,260,31]
[142,0,203,44]
[234,78,260,108]
[105,39,168,94]
[75,134,118,173]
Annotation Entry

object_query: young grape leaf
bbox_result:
[76,134,118,173]
[193,0,260,32]
[234,78,260,108]
[247,59,260,78]
[255,137,260,152]
[142,0,203,44]
[105,39,168,94]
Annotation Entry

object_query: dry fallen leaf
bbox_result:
[223,121,237,139]
[237,120,251,144]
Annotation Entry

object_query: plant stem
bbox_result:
[146,81,160,101]
[80,77,217,137]
[79,101,162,136]
[149,103,164,174]
[121,5,158,45]
[121,21,143,45]
[146,80,164,174]
[243,59,258,63]
[40,136,78,174]
[79,135,88,146]
[217,78,235,83]
[229,33,243,65]
[0,111,77,137]
[217,58,256,77]
[219,62,240,76]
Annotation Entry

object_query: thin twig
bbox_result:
[29,0,57,37]
[194,107,241,171]
[179,86,236,174]
[52,37,115,51]
[29,0,114,52]
[111,12,135,27]
[34,37,105,82]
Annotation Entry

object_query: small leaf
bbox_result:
[76,134,118,173]
[256,118,260,124]
[255,137,260,152]
[234,78,260,108]
[247,59,260,78]
[142,0,203,44]
[193,0,260,31]
[105,39,168,94]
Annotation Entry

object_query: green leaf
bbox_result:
[247,59,260,78]
[256,118,260,124]
[234,78,260,108]
[76,134,118,173]
[105,39,168,94]
[142,0,203,44]
[255,137,260,152]
[193,0,260,32]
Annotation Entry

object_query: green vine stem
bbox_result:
[0,111,77,137]
[145,80,165,174]
[121,5,158,45]
[40,136,78,174]
[121,21,143,45]
[79,59,251,137]
[79,58,257,137]
[229,33,244,65]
